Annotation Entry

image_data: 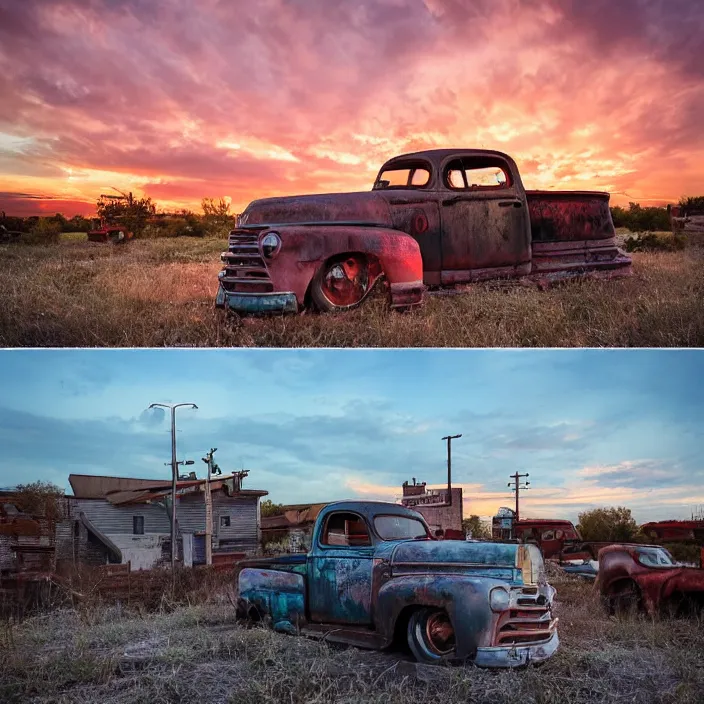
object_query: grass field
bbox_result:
[1,235,702,347]
[1,575,702,703]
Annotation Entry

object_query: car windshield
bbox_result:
[636,547,675,567]
[374,515,429,540]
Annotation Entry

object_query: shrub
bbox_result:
[611,202,671,231]
[25,217,61,245]
[679,196,704,212]
[624,231,687,252]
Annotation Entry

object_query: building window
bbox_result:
[133,516,145,535]
[220,515,231,528]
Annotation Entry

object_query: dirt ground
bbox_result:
[1,575,702,704]
[1,235,703,347]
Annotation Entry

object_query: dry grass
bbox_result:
[1,577,702,703]
[1,236,703,347]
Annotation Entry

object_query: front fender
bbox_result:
[375,575,504,658]
[266,225,424,306]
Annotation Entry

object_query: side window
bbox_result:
[444,157,511,190]
[374,164,431,189]
[321,512,371,547]
[133,516,144,535]
[221,515,231,528]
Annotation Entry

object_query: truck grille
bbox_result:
[495,587,557,646]
[220,229,274,294]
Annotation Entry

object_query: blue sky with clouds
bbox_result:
[0,349,702,524]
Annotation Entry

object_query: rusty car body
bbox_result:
[87,224,134,244]
[595,544,704,617]
[236,501,559,667]
[216,149,631,314]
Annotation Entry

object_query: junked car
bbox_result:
[596,544,704,617]
[216,148,631,314]
[236,501,559,667]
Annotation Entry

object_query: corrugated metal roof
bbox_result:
[70,474,267,504]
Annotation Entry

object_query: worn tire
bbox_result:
[406,608,456,664]
[310,254,376,312]
[609,580,642,616]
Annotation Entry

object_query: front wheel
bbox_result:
[608,580,642,616]
[310,254,378,312]
[407,608,456,664]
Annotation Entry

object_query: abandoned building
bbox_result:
[400,479,463,535]
[260,503,328,553]
[1,489,71,578]
[60,473,268,571]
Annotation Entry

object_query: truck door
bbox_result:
[440,155,531,282]
[308,511,374,625]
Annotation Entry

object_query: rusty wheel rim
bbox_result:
[424,611,455,656]
[320,255,369,308]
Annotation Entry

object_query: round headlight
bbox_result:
[260,232,281,258]
[489,587,510,612]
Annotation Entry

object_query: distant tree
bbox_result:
[14,481,64,521]
[96,192,156,235]
[201,197,235,235]
[67,214,93,233]
[260,499,285,518]
[461,514,491,539]
[679,195,704,211]
[576,507,638,542]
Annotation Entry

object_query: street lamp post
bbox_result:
[150,402,198,570]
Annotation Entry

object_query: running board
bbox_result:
[301,623,387,649]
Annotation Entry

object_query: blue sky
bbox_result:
[0,349,702,524]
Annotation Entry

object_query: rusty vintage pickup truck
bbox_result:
[236,501,559,667]
[596,544,704,617]
[216,149,631,313]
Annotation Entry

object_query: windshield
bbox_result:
[374,515,429,540]
[373,164,431,190]
[636,547,675,567]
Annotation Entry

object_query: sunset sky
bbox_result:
[1,349,702,524]
[1,0,703,217]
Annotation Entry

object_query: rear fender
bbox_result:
[238,567,306,628]
[264,225,423,305]
[375,575,501,658]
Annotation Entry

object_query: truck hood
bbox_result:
[390,540,520,579]
[239,192,392,228]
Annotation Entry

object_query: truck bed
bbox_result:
[526,191,632,278]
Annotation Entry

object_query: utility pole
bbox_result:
[441,434,462,505]
[150,402,198,571]
[508,472,530,523]
[201,448,221,566]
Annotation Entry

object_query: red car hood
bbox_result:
[239,191,393,228]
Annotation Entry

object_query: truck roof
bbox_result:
[382,148,514,166]
[320,500,427,522]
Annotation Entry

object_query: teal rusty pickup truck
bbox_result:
[236,501,559,667]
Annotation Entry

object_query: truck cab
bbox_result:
[236,501,559,667]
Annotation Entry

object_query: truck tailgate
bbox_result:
[526,191,631,276]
